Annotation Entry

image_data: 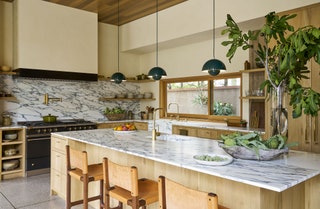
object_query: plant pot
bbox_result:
[43,114,58,123]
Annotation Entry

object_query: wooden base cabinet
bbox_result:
[0,128,25,181]
[172,125,244,140]
[50,136,89,201]
[281,4,320,153]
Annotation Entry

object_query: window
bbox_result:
[160,73,242,121]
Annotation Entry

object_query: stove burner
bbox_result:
[18,119,92,127]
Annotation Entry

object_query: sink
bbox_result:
[146,133,193,141]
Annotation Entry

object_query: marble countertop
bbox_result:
[52,129,320,192]
[97,119,265,134]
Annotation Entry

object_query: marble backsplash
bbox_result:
[0,75,141,123]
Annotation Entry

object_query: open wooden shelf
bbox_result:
[0,71,17,75]
[98,78,155,83]
[240,96,265,100]
[0,97,17,101]
[240,68,265,73]
[99,98,155,101]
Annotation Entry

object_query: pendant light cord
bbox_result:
[212,0,215,58]
[117,0,120,72]
[156,0,159,67]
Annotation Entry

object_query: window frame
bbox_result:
[159,72,242,122]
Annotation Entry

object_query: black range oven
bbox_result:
[18,119,97,176]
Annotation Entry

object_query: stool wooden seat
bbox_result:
[102,157,158,209]
[158,176,229,209]
[66,145,104,209]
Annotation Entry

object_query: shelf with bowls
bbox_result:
[0,128,26,181]
[99,92,155,101]
[240,67,266,129]
[98,77,155,83]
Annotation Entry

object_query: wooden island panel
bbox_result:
[50,134,319,209]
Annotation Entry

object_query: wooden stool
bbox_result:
[66,145,104,209]
[102,157,158,209]
[158,176,229,209]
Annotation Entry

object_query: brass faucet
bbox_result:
[168,102,180,120]
[44,93,62,105]
[152,108,164,140]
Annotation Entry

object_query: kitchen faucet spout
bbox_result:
[152,108,164,140]
[168,102,180,120]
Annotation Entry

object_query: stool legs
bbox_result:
[66,173,71,209]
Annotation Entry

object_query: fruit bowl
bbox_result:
[113,124,137,132]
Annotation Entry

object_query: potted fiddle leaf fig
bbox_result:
[221,11,320,135]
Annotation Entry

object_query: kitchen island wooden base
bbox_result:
[50,134,320,209]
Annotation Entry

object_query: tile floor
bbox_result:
[0,174,95,209]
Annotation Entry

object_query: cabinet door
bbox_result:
[133,122,148,131]
[172,125,197,137]
[97,122,123,129]
[197,128,212,139]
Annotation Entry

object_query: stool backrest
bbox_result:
[66,145,88,174]
[103,158,139,196]
[158,176,219,209]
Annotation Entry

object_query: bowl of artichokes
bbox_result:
[218,132,289,161]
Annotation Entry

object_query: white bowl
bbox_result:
[2,159,19,171]
[144,92,153,99]
[4,133,18,140]
[116,94,126,98]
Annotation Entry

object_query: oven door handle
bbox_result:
[27,137,50,142]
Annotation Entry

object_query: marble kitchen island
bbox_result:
[50,129,320,209]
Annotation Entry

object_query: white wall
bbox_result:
[0,1,13,67]
[13,0,98,74]
[98,23,141,78]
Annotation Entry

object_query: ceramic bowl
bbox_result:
[116,94,126,98]
[4,133,18,140]
[4,148,17,157]
[2,159,19,171]
[144,92,153,99]
[1,66,11,72]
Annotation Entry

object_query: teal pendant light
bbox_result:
[202,0,226,75]
[148,0,167,80]
[111,0,126,84]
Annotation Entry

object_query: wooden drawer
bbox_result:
[134,122,148,130]
[197,128,212,138]
[50,169,66,198]
[51,136,68,152]
[172,125,197,137]
[51,150,66,174]
[97,122,123,129]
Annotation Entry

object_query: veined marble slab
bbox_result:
[52,129,320,192]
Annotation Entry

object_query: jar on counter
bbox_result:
[2,114,12,126]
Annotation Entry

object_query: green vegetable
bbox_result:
[104,107,125,114]
[224,138,237,146]
[195,155,228,162]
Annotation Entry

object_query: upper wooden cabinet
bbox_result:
[279,4,320,153]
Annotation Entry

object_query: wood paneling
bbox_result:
[43,0,187,25]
